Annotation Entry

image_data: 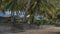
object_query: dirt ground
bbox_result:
[4,25,60,34]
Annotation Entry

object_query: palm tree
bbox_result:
[0,0,59,25]
[28,0,57,25]
[23,0,31,23]
[0,0,5,12]
[4,0,31,25]
[3,0,22,25]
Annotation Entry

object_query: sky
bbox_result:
[0,12,4,16]
[0,11,43,20]
[0,10,43,19]
[0,11,25,17]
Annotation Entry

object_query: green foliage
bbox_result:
[0,0,60,25]
[35,20,41,26]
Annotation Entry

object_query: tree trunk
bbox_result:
[11,10,15,26]
[24,0,31,23]
[30,0,41,24]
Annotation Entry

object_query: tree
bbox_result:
[28,0,57,25]
[0,0,59,25]
[4,0,31,25]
